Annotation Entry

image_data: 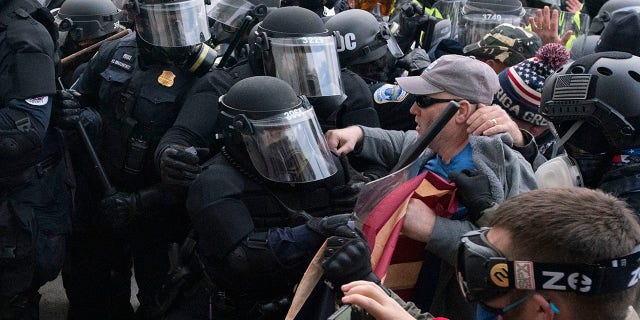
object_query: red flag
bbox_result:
[362,170,457,301]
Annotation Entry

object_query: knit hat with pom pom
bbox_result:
[493,43,570,126]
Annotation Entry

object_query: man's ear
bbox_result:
[455,100,474,124]
[531,294,558,320]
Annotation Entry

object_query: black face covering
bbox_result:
[566,144,613,188]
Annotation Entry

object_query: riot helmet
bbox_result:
[134,0,211,48]
[218,76,338,184]
[120,0,216,75]
[588,0,640,35]
[443,0,525,46]
[56,0,121,54]
[325,9,403,67]
[248,6,344,98]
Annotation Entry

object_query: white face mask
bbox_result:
[534,155,584,188]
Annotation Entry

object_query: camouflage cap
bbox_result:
[463,24,542,67]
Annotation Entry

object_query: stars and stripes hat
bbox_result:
[494,43,570,126]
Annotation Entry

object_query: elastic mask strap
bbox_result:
[552,120,584,158]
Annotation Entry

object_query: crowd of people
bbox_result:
[1,0,640,319]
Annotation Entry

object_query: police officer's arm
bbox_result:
[73,39,122,107]
[154,70,234,172]
[0,12,57,156]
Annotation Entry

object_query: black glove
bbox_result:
[306,213,360,239]
[159,144,202,186]
[322,236,379,289]
[52,89,83,129]
[395,47,431,75]
[397,2,431,38]
[100,191,139,234]
[449,169,496,223]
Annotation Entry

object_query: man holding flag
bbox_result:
[324,54,537,318]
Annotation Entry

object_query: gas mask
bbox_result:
[534,155,583,188]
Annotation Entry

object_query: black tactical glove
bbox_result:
[449,169,497,223]
[306,213,360,239]
[322,236,380,290]
[100,191,139,235]
[159,144,202,186]
[395,47,431,75]
[52,89,84,130]
[396,2,432,41]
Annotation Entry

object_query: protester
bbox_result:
[325,54,537,318]
[463,24,542,74]
[594,8,640,56]
[538,52,640,215]
[494,42,570,164]
[331,188,640,320]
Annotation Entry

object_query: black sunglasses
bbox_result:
[415,96,463,109]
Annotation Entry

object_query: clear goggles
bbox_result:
[136,0,211,47]
[236,98,338,183]
[260,35,344,98]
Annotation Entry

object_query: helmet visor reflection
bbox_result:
[268,36,344,98]
[241,103,338,183]
[137,0,211,47]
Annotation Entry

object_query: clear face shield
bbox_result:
[465,2,525,41]
[259,34,344,98]
[207,0,255,29]
[439,0,526,46]
[238,98,338,183]
[136,0,211,47]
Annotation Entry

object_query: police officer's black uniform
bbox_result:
[164,76,364,320]
[0,0,72,318]
[61,0,215,316]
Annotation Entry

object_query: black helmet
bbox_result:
[219,76,338,183]
[248,6,344,98]
[119,0,216,74]
[56,0,121,46]
[540,52,640,155]
[325,9,402,67]
[588,0,640,35]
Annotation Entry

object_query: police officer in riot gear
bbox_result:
[164,76,364,320]
[155,5,380,179]
[56,0,122,57]
[55,0,123,86]
[538,52,640,215]
[326,9,419,131]
[0,0,72,318]
[59,0,216,318]
[206,0,278,66]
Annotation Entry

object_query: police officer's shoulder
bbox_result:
[5,8,55,56]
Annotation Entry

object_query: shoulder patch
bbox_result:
[374,84,409,104]
[110,58,133,71]
[25,96,49,106]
